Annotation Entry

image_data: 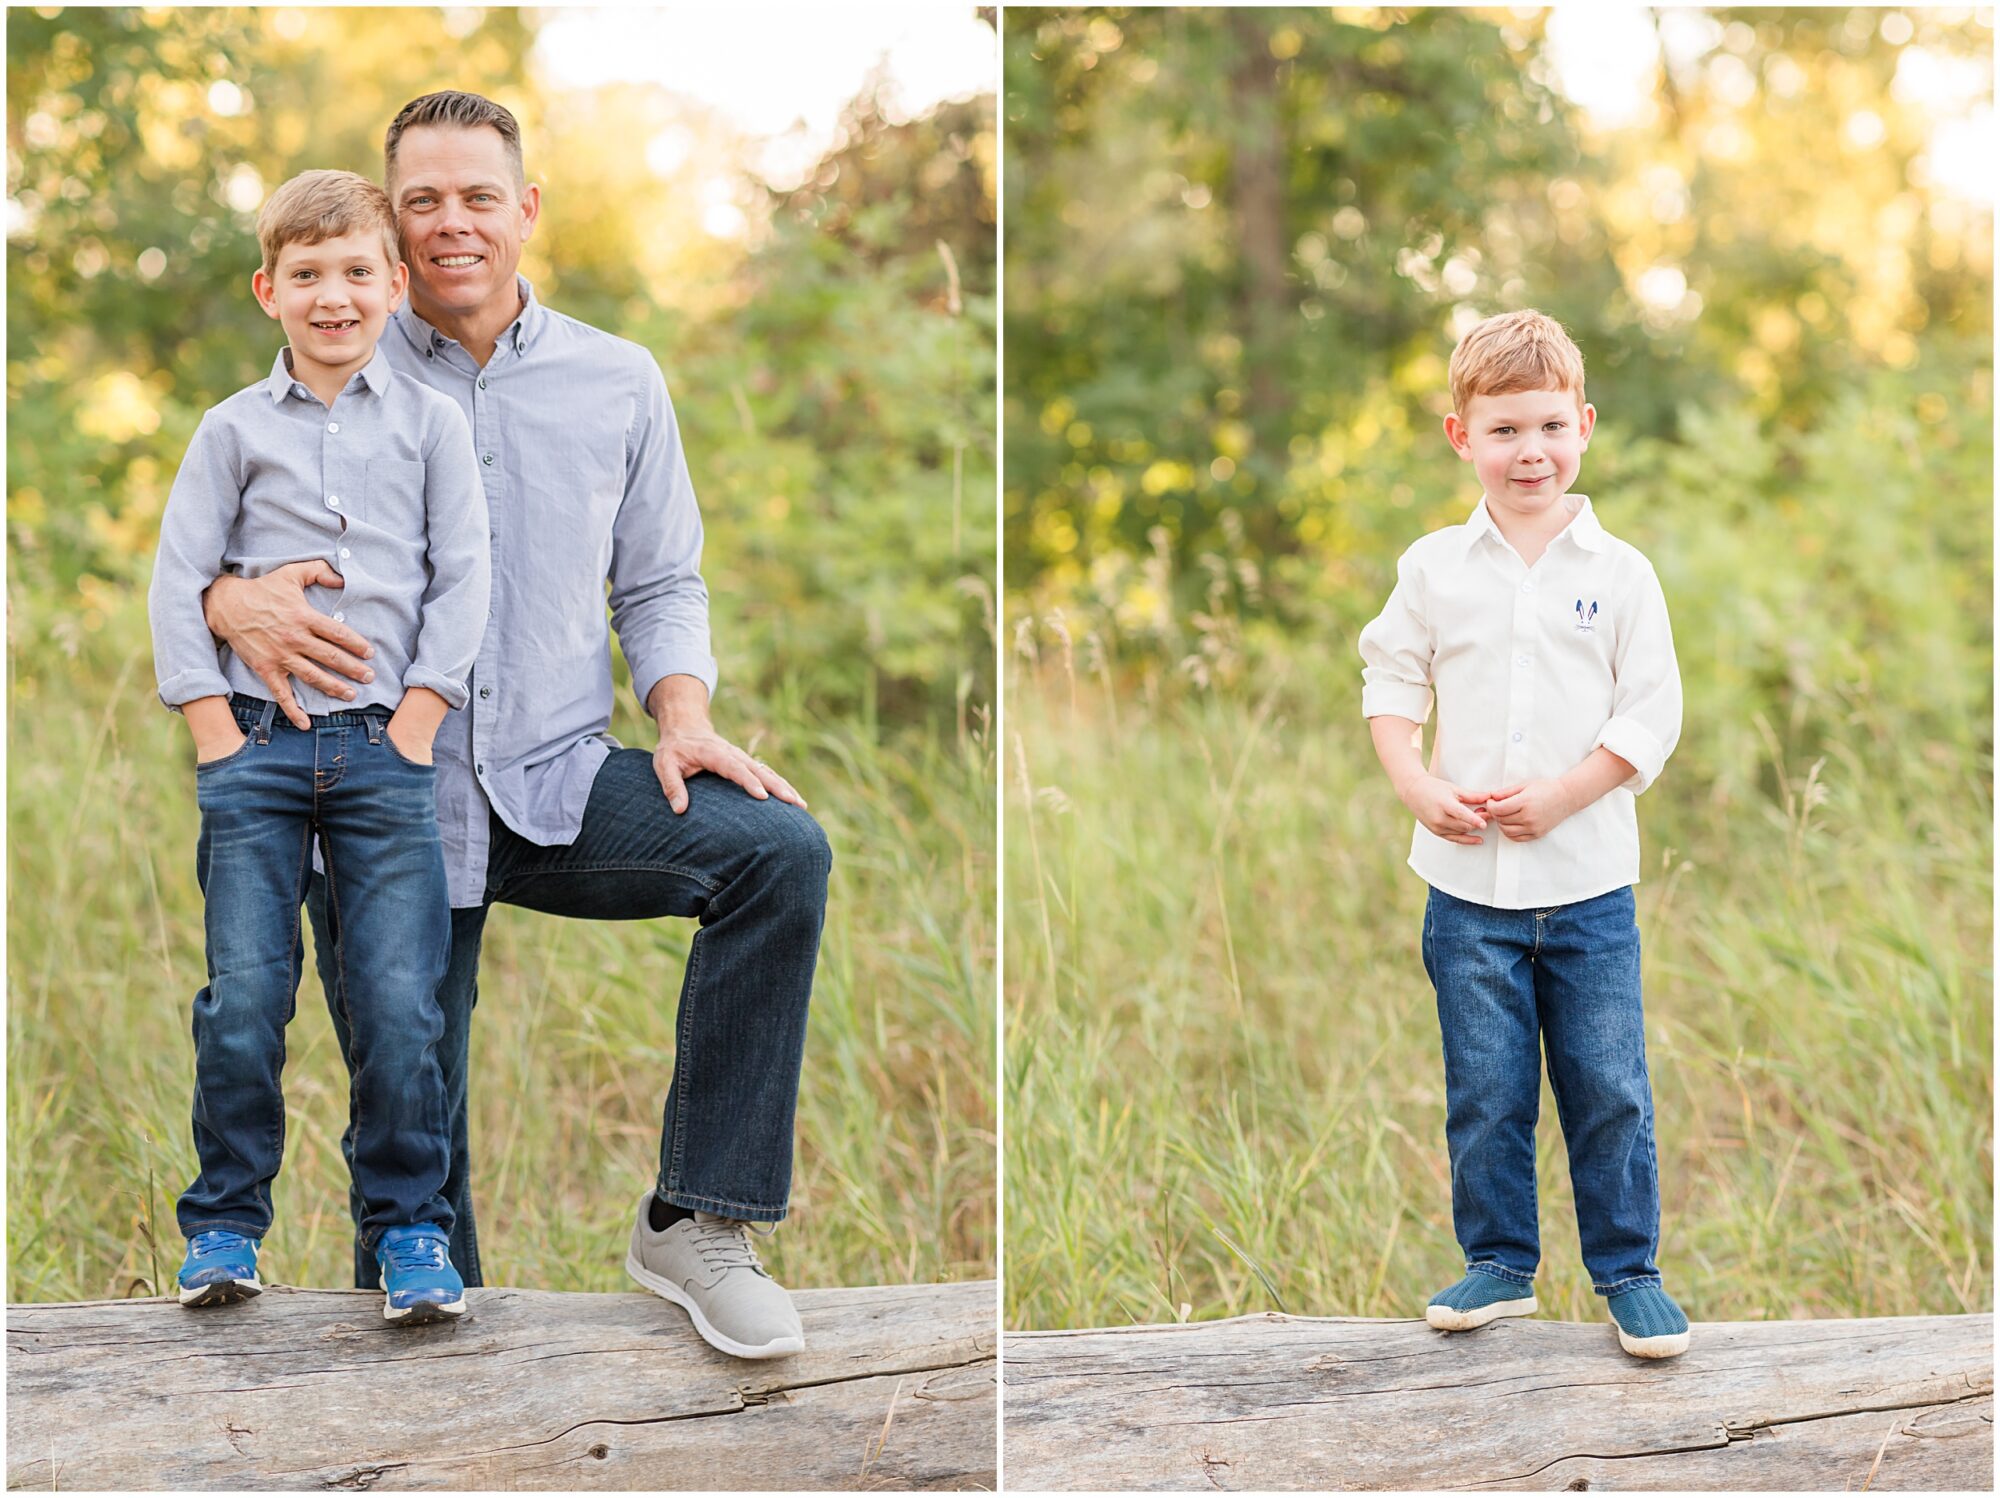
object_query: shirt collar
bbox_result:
[1461,493,1605,556]
[263,345,395,404]
[394,274,545,361]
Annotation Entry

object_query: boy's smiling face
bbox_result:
[1444,386,1596,524]
[252,229,406,389]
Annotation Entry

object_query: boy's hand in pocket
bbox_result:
[386,686,448,765]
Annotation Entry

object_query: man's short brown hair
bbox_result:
[256,169,399,275]
[384,90,526,193]
[1448,309,1587,415]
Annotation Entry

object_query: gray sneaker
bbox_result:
[624,1192,805,1359]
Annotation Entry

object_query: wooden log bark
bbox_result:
[1003,1312,1992,1491]
[8,1281,995,1491]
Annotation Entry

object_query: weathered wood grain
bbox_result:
[1002,1312,1992,1491]
[8,1280,996,1491]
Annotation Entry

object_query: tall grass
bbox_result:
[7,591,994,1302]
[1004,630,1991,1332]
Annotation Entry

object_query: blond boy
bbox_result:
[148,170,488,1323]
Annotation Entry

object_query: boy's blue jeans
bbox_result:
[308,747,832,1288]
[178,695,454,1249]
[1422,884,1663,1295]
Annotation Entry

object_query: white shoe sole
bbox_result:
[383,1295,466,1324]
[376,1272,465,1324]
[1426,1292,1538,1331]
[625,1253,804,1359]
[1614,1322,1690,1358]
[179,1276,261,1307]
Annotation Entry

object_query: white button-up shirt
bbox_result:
[1358,494,1681,910]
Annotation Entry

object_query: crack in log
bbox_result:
[1467,1390,1994,1488]
[252,1355,998,1477]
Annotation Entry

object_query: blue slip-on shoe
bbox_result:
[375,1223,466,1325]
[1606,1284,1690,1359]
[177,1230,262,1308]
[1425,1270,1538,1331]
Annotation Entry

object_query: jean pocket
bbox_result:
[195,733,255,772]
[380,731,436,770]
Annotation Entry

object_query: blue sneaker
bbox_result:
[177,1230,262,1308]
[375,1223,465,1325]
[1606,1284,1690,1359]
[1425,1270,1537,1331]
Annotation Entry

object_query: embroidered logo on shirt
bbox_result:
[1575,599,1598,632]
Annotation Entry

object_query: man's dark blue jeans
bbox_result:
[1422,883,1664,1296]
[178,695,455,1250]
[309,747,831,1287]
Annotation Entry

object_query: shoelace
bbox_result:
[382,1233,449,1275]
[189,1230,251,1257]
[690,1214,774,1276]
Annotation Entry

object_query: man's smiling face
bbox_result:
[390,123,540,326]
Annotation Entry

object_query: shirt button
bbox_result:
[476,763,485,775]
[1512,732,1524,743]
[333,612,346,623]
[327,496,341,508]
[1521,580,1535,595]
[482,453,494,465]
[339,547,351,559]
[1516,654,1529,667]
[478,685,492,699]
[478,377,487,389]
[327,421,340,433]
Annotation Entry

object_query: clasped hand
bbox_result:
[1400,774,1576,845]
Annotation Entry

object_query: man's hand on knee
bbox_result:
[651,728,806,815]
[202,564,376,729]
[647,675,806,815]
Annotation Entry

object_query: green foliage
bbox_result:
[7,11,998,1300]
[8,594,995,1302]
[1003,5,1992,1330]
[8,8,996,731]
[1004,7,1993,602]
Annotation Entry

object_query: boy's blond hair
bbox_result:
[1448,309,1586,415]
[256,169,399,276]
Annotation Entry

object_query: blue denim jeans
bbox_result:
[1422,884,1663,1295]
[310,747,831,1287]
[178,695,454,1249]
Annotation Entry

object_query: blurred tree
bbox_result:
[1004,6,1992,612]
[7,8,996,733]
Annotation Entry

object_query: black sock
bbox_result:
[648,1193,696,1232]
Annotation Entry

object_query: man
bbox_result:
[200,91,830,1360]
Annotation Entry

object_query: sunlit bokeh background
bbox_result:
[8,6,997,1301]
[1004,8,1991,1331]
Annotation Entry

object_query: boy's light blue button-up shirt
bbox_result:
[149,347,491,715]
[382,279,718,907]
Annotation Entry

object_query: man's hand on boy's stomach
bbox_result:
[202,563,376,730]
[1400,775,1490,846]
[1486,779,1576,841]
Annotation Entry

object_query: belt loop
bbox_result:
[255,699,278,744]
[363,712,385,745]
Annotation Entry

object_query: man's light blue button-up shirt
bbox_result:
[150,347,490,715]
[382,279,718,907]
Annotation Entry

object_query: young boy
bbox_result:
[148,169,490,1324]
[1358,309,1688,1359]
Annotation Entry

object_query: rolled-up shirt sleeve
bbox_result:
[1592,562,1682,794]
[402,400,490,710]
[1358,550,1437,723]
[148,414,239,710]
[609,358,717,711]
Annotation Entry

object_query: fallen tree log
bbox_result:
[8,1280,995,1491]
[1002,1311,1991,1491]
